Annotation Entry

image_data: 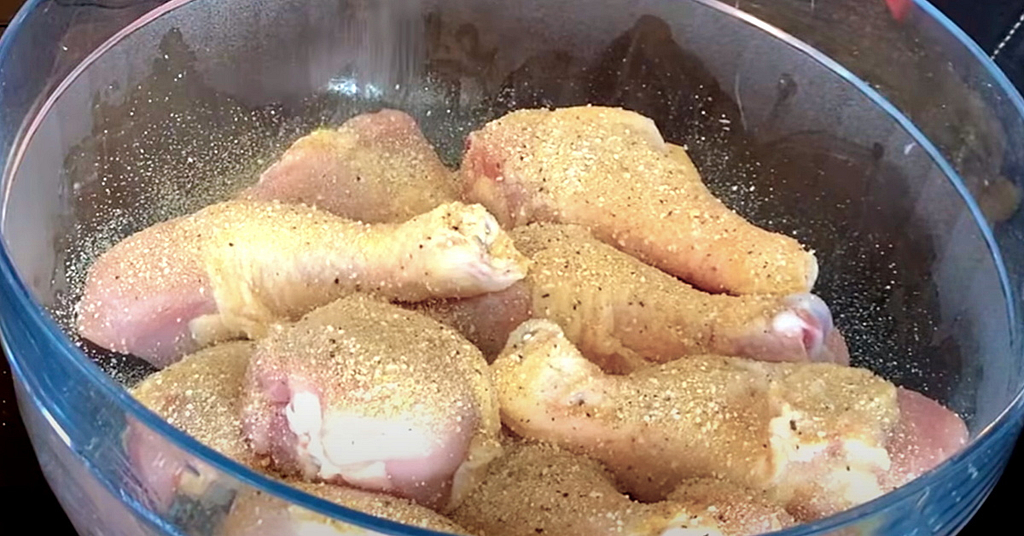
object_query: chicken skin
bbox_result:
[461,106,817,295]
[127,341,256,511]
[417,223,847,372]
[452,439,794,536]
[242,295,502,513]
[126,338,475,532]
[223,481,471,536]
[242,109,459,223]
[492,320,968,520]
[78,199,529,367]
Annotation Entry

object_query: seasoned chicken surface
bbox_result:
[242,109,459,223]
[90,101,973,534]
[127,341,256,510]
[452,438,794,536]
[665,479,796,536]
[417,223,847,372]
[223,481,472,536]
[492,320,967,520]
[241,295,502,513]
[127,337,475,533]
[78,199,528,367]
[461,106,818,295]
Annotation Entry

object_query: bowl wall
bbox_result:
[2,1,1023,535]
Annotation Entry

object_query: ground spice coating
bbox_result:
[492,319,899,519]
[78,198,529,366]
[461,106,817,295]
[416,223,848,371]
[243,109,460,223]
[243,294,502,512]
[130,340,255,464]
[223,481,473,535]
[453,438,794,536]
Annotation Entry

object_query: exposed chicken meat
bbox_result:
[127,338,473,533]
[78,199,529,367]
[492,319,968,520]
[223,481,472,536]
[126,341,256,511]
[452,438,794,536]
[242,109,459,223]
[417,223,847,372]
[461,106,817,295]
[884,387,972,488]
[242,294,502,513]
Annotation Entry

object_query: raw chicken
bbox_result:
[242,294,502,513]
[451,438,794,536]
[417,223,847,372]
[242,109,459,223]
[127,341,256,511]
[222,481,471,536]
[78,199,529,367]
[886,387,973,487]
[127,339,473,533]
[492,320,968,520]
[664,479,796,536]
[461,106,817,295]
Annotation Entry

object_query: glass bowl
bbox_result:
[2,0,1023,534]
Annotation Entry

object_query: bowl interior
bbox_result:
[1,0,1021,533]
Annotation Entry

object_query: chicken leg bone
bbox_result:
[492,319,967,520]
[461,106,817,295]
[78,199,529,367]
[417,223,846,371]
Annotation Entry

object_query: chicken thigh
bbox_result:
[242,294,502,512]
[492,320,968,520]
[452,439,794,536]
[461,106,817,295]
[127,341,256,511]
[223,481,471,536]
[78,199,528,367]
[242,109,459,223]
[417,223,847,372]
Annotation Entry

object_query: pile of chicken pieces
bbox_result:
[79,106,968,536]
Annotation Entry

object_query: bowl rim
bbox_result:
[1,0,1023,534]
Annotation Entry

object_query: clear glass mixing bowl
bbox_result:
[2,0,1023,534]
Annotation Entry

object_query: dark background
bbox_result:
[2,0,1024,533]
